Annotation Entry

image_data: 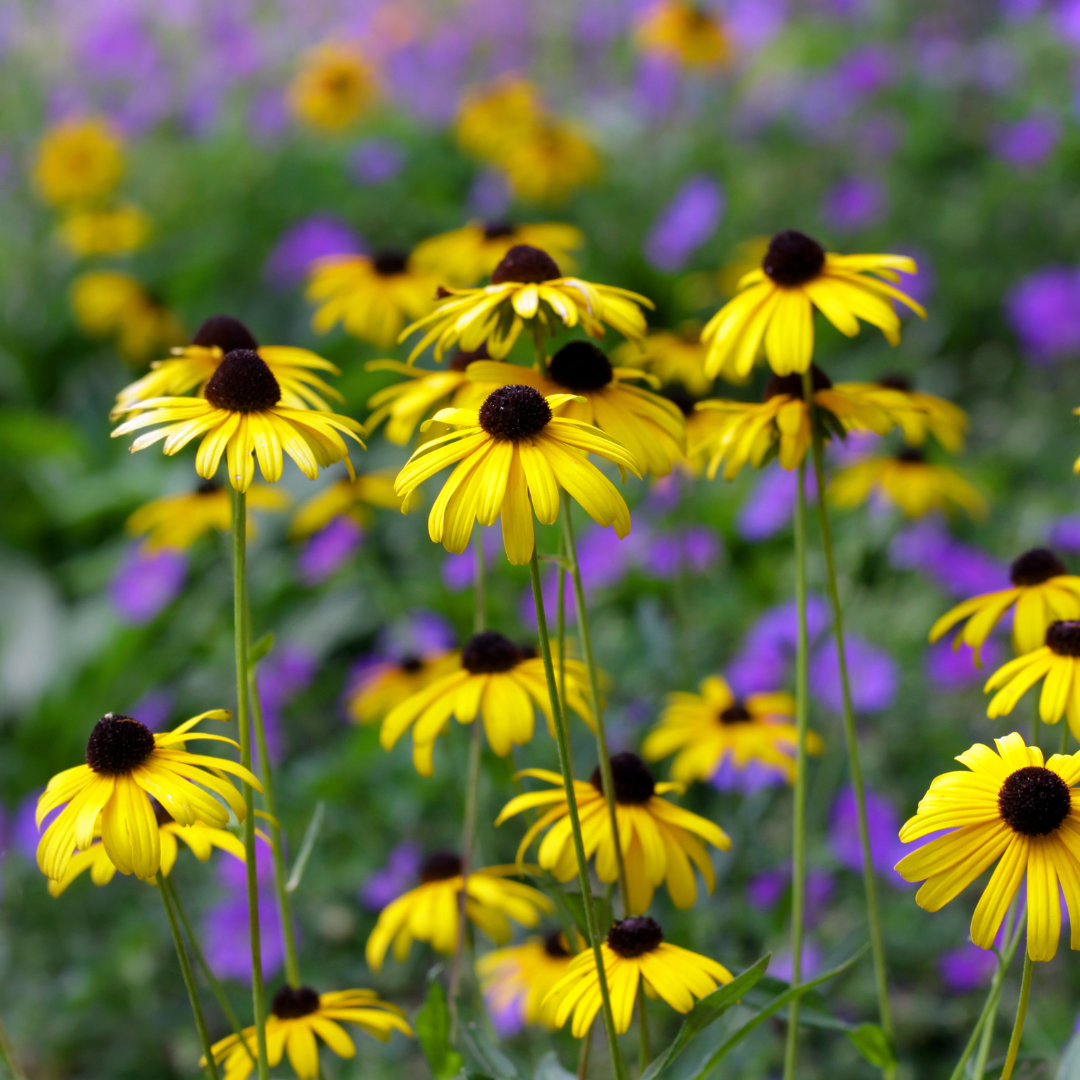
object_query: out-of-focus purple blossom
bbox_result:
[1049,515,1080,553]
[13,789,55,861]
[726,594,829,696]
[835,45,897,97]
[971,41,1019,94]
[793,75,850,134]
[443,527,502,591]
[889,519,1009,597]
[248,89,288,139]
[992,114,1060,169]
[350,139,406,185]
[858,114,904,159]
[726,0,788,50]
[1054,0,1080,46]
[469,169,512,219]
[360,842,423,911]
[263,216,364,292]
[204,896,284,982]
[256,645,317,764]
[126,688,175,732]
[110,546,187,625]
[828,430,880,466]
[822,177,887,233]
[913,30,967,88]
[1006,265,1080,364]
[770,940,823,983]
[746,864,833,920]
[76,10,160,82]
[736,464,818,541]
[644,176,725,272]
[487,993,525,1038]
[940,943,999,994]
[577,0,630,46]
[710,756,789,794]
[633,55,680,120]
[645,473,685,514]
[926,638,1003,690]
[829,785,909,887]
[644,526,722,578]
[811,637,898,714]
[298,516,365,585]
[388,29,472,124]
[1001,0,1042,19]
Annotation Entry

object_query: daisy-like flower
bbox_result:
[612,325,716,397]
[543,916,733,1036]
[71,271,183,364]
[288,470,403,539]
[33,117,123,207]
[393,383,639,565]
[207,984,411,1080]
[701,230,926,380]
[400,245,652,362]
[830,449,986,520]
[634,1,730,68]
[346,651,460,727]
[931,548,1080,660]
[58,204,150,257]
[499,121,601,205]
[477,930,582,1030]
[307,251,440,349]
[36,711,261,884]
[456,78,544,164]
[411,221,584,288]
[642,675,821,786]
[467,341,687,476]
[895,732,1080,961]
[365,851,553,971]
[497,753,731,914]
[380,631,595,776]
[841,373,969,453]
[287,42,375,131]
[111,348,365,493]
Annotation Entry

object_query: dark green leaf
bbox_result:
[847,1023,897,1069]
[248,631,275,666]
[559,890,611,940]
[415,981,464,1079]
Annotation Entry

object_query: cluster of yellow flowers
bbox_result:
[287,42,377,132]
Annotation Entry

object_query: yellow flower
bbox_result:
[411,220,584,288]
[612,324,715,398]
[36,710,261,884]
[456,78,545,163]
[477,931,583,1030]
[393,385,639,565]
[642,675,820,785]
[896,733,1080,962]
[466,343,687,477]
[500,121,601,205]
[289,471,403,538]
[829,449,986,520]
[634,1,731,68]
[701,230,925,380]
[543,916,733,1036]
[497,754,731,914]
[207,985,411,1080]
[365,853,553,970]
[401,245,652,362]
[34,118,123,207]
[70,271,183,364]
[840,374,968,453]
[112,349,364,493]
[346,650,461,727]
[380,631,595,776]
[930,549,1080,660]
[287,43,375,131]
[57,204,150,256]
[307,252,440,348]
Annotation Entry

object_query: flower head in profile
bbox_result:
[58,204,150,257]
[401,245,652,362]
[701,230,925,380]
[612,325,715,397]
[634,1,730,68]
[207,984,410,1080]
[895,733,1080,961]
[289,470,403,540]
[37,710,261,884]
[841,373,968,453]
[930,548,1080,661]
[71,272,183,364]
[477,930,583,1031]
[642,675,821,786]
[497,753,731,914]
[543,916,733,1036]
[34,118,123,207]
[287,42,376,131]
[393,384,639,565]
[365,852,552,970]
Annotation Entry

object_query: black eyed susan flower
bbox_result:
[365,852,553,971]
[477,930,583,1030]
[612,324,716,397]
[634,2,730,68]
[543,916,733,1036]
[346,649,461,727]
[456,78,544,164]
[701,230,925,380]
[841,373,969,453]
[71,271,183,364]
[499,122,601,206]
[36,711,261,884]
[497,753,731,914]
[288,470,403,540]
[930,548,1080,661]
[895,732,1080,962]
[206,984,411,1080]
[393,384,639,565]
[400,245,652,362]
[33,117,124,207]
[380,631,595,776]
[58,203,150,257]
[287,42,376,131]
[641,675,821,786]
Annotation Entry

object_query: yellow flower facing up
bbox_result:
[71,271,183,364]
[931,548,1080,661]
[58,204,150,257]
[477,930,583,1030]
[393,384,639,565]
[642,675,820,786]
[380,631,595,776]
[701,230,925,380]
[829,449,986,521]
[498,754,731,914]
[544,916,733,1036]
[500,121,601,205]
[612,324,715,398]
[400,245,652,363]
[456,78,544,164]
[34,117,123,207]
[289,471,403,538]
[841,373,968,453]
[896,733,1080,962]
[346,650,460,727]
[37,710,261,884]
[634,1,730,68]
[207,985,411,1080]
[365,853,552,971]
[287,43,376,131]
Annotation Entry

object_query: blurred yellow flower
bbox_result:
[716,237,770,298]
[842,374,969,453]
[635,1,730,68]
[57,204,150,256]
[612,324,715,397]
[70,271,183,364]
[500,121,601,205]
[457,79,544,162]
[346,650,460,727]
[288,42,376,131]
[289,471,403,538]
[477,931,582,1030]
[34,117,124,207]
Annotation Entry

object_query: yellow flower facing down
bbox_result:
[841,373,968,453]
[701,230,925,380]
[207,985,411,1080]
[58,204,150,257]
[612,325,715,398]
[365,853,552,971]
[380,631,595,776]
[289,471,403,538]
[71,271,183,364]
[634,1,730,68]
[400,245,652,363]
[393,384,639,566]
[500,121,601,205]
[477,930,583,1030]
[543,916,733,1037]
[287,43,376,131]
[36,710,261,884]
[456,78,545,164]
[642,675,820,786]
[896,733,1080,962]
[931,548,1080,661]
[34,117,123,207]
[498,754,731,914]
[346,650,461,726]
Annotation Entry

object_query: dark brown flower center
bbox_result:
[196,479,221,496]
[720,702,753,725]
[271,985,321,1019]
[1046,621,1080,657]
[153,801,174,827]
[203,350,282,413]
[762,230,826,287]
[544,930,571,958]
[419,851,462,883]
[998,766,1071,836]
[548,342,614,392]
[86,714,156,775]
[896,448,925,464]
[400,654,424,674]
[461,631,522,674]
[448,343,490,372]
[373,251,409,276]
[483,221,517,240]
[478,385,552,440]
[878,372,913,392]
[191,315,259,353]
[1010,548,1066,587]
[606,916,663,958]
[490,244,561,284]
[764,364,832,401]
[591,752,655,804]
[663,388,698,416]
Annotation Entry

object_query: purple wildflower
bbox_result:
[203,896,285,982]
[360,842,423,911]
[645,473,685,514]
[263,215,364,292]
[746,865,834,927]
[469,170,512,219]
[888,519,1009,597]
[1000,0,1042,19]
[632,55,680,120]
[857,114,904,159]
[926,638,1003,690]
[992,114,1060,169]
[350,139,406,185]
[810,637,898,714]
[834,45,897,97]
[1049,515,1080,553]
[487,993,525,1038]
[1054,0,1080,46]
[822,177,887,233]
[710,756,789,794]
[828,785,909,887]
[940,943,999,994]
[12,789,56,861]
[1006,265,1080,363]
[256,645,318,764]
[110,546,187,625]
[386,28,472,124]
[890,249,934,312]
[125,688,175,732]
[725,0,787,51]
[248,89,288,139]
[644,526,722,578]
[736,464,818,542]
[644,176,725,273]
[770,940,823,983]
[298,516,365,585]
[443,527,502,592]
[726,595,830,696]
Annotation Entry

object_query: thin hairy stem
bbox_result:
[999,953,1033,1080]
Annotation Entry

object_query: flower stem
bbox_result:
[999,952,1033,1080]
[158,875,219,1080]
[530,548,628,1080]
[557,531,568,715]
[782,461,810,1080]
[231,490,270,1080]
[577,1024,592,1080]
[0,1014,26,1080]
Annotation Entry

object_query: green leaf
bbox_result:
[248,632,275,666]
[559,890,611,940]
[640,956,770,1080]
[847,1023,897,1069]
[415,981,464,1079]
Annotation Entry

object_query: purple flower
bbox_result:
[126,688,175,732]
[248,89,288,139]
[1001,0,1042,19]
[835,45,897,97]
[725,0,787,50]
[710,756,789,794]
[632,55,680,120]
[736,464,818,541]
[645,473,685,514]
[256,645,317,764]
[350,139,406,185]
[1049,515,1080,553]
[110,547,187,625]
[822,177,887,233]
[644,526,722,578]
[746,865,834,926]
[828,785,909,887]
[360,842,423,911]
[1006,265,1080,363]
[888,519,1009,597]
[940,943,999,994]
[263,216,364,292]
[203,896,285,982]
[1054,0,1080,46]
[469,170,511,219]
[487,993,525,1038]
[644,176,726,273]
[992,114,1060,169]
[926,638,1003,690]
[12,789,58,861]
[386,27,472,124]
[298,516,365,585]
[857,114,904,159]
[443,527,502,592]
[726,594,830,696]
[811,637,898,714]
[770,940,823,983]
[890,249,934,312]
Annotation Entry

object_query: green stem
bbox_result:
[529,549,628,1080]
[557,532,568,716]
[637,983,652,1072]
[782,461,810,1080]
[999,953,1032,1080]
[577,1024,592,1080]
[232,490,270,1080]
[159,876,219,1080]
[0,1015,26,1080]
[474,531,487,636]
